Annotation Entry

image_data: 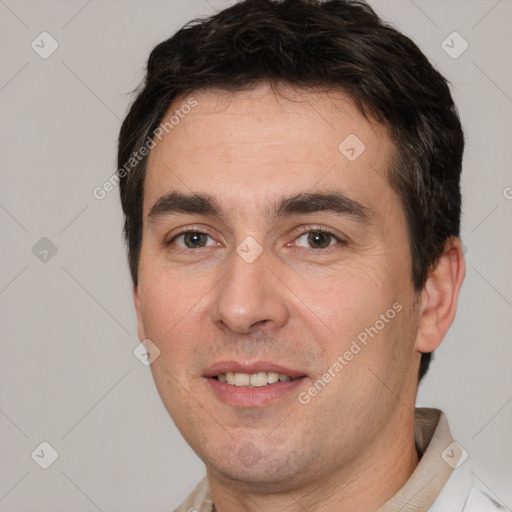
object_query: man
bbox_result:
[117,1,503,510]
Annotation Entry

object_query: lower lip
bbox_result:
[206,377,306,407]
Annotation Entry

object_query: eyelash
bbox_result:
[167,226,346,251]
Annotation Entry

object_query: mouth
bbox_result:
[204,361,307,406]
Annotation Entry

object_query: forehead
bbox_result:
[143,82,396,220]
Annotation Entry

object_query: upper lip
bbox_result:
[203,360,307,379]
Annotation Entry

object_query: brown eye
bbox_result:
[295,230,339,249]
[172,232,215,249]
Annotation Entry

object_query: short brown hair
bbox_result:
[118,0,464,380]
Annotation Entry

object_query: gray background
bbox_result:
[1,0,511,510]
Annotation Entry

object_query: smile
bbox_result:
[215,371,294,387]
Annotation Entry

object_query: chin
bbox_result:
[202,440,312,491]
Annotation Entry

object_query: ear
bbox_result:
[415,236,466,354]
[133,284,147,342]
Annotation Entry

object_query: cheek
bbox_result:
[298,265,415,391]
[139,256,204,324]
[138,269,207,366]
[302,262,397,337]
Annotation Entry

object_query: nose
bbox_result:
[211,242,290,335]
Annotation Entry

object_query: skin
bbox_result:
[133,82,465,511]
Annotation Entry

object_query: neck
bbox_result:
[208,407,420,512]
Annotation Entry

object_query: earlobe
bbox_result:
[133,284,146,342]
[415,237,466,354]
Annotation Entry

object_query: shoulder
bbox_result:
[463,487,511,512]
[428,458,510,512]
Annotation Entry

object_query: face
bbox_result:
[134,83,422,492]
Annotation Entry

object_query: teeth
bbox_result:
[249,372,268,387]
[233,373,250,387]
[267,372,279,384]
[215,371,293,387]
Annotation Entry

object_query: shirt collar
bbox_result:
[378,408,458,511]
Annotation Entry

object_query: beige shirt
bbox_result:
[173,408,505,512]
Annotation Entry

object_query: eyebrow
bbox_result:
[147,190,374,225]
